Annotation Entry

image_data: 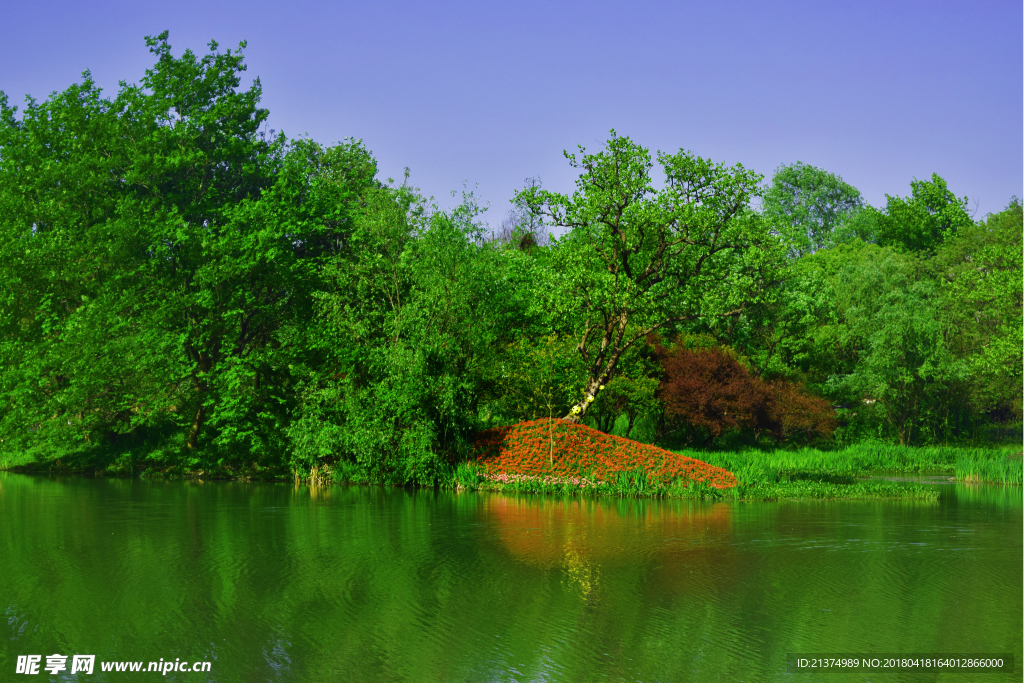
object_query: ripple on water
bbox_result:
[0,474,1019,682]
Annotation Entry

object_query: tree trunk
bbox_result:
[625,410,637,439]
[563,376,605,422]
[187,404,205,450]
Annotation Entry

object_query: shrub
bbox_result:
[654,341,836,444]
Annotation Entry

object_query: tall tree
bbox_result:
[935,198,1023,423]
[872,173,972,254]
[798,241,966,444]
[0,34,375,467]
[288,189,546,482]
[762,161,863,257]
[517,132,781,422]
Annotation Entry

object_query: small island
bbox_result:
[448,418,955,502]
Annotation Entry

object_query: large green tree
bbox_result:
[761,161,864,257]
[517,132,782,422]
[935,198,1023,422]
[288,189,547,482]
[796,241,971,444]
[0,34,374,468]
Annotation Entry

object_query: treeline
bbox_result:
[0,36,1019,480]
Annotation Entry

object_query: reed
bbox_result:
[726,481,941,502]
[460,467,937,501]
[953,452,1022,485]
[685,444,1020,481]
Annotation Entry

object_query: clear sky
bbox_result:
[2,0,1020,223]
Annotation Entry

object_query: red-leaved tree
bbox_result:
[654,340,836,444]
[764,380,838,442]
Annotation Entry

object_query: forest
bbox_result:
[0,35,1020,483]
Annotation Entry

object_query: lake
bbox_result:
[1,472,1020,681]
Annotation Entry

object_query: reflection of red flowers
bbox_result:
[472,418,737,489]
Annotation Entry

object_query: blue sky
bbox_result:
[2,0,1020,222]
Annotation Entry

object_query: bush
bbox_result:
[654,341,836,445]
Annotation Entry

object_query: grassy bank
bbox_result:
[953,451,1023,485]
[447,465,942,502]
[687,444,1022,486]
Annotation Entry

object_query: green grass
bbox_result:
[442,464,940,502]
[656,442,1020,500]
[954,451,1022,485]
[724,480,940,502]
[683,443,1021,480]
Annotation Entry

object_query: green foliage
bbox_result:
[492,334,587,423]
[0,35,374,472]
[762,161,864,256]
[0,40,1017,478]
[786,189,1020,446]
[727,480,940,501]
[694,443,1016,498]
[954,451,1022,485]
[587,374,660,438]
[288,190,543,483]
[790,242,956,443]
[871,173,973,254]
[516,131,783,420]
[694,442,1013,477]
[934,198,1023,420]
[452,462,483,489]
[0,33,288,468]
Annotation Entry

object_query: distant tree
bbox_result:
[489,177,548,250]
[798,241,965,445]
[762,161,864,257]
[871,173,972,254]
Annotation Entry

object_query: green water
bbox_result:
[0,473,1020,682]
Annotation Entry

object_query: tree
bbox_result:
[935,198,1023,423]
[585,343,660,438]
[764,380,838,443]
[0,34,375,468]
[488,177,549,250]
[493,334,586,424]
[872,173,972,254]
[798,241,965,444]
[516,132,781,422]
[288,188,545,482]
[655,342,770,442]
[762,161,864,257]
[654,340,836,445]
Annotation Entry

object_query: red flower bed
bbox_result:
[473,418,737,489]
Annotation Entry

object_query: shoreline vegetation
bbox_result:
[1,36,1020,498]
[3,419,1019,502]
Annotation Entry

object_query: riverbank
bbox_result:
[699,444,1021,482]
[2,420,1018,501]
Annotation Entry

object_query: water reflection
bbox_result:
[0,473,1019,682]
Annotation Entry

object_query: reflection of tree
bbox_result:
[483,495,733,570]
[563,539,599,598]
[4,476,1016,682]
